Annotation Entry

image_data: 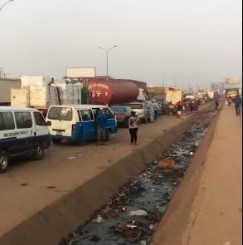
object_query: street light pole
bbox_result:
[98,45,117,79]
[0,0,15,13]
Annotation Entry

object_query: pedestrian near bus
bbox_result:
[95,108,107,145]
[128,111,139,145]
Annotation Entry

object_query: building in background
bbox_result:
[223,78,242,98]
[65,67,96,82]
[146,86,182,104]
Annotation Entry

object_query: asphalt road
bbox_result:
[0,110,186,237]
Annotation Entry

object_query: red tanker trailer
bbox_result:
[88,78,139,105]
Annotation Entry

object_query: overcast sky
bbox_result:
[0,0,242,89]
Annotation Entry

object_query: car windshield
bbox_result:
[48,107,72,121]
[111,107,127,113]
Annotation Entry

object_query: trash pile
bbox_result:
[61,112,216,245]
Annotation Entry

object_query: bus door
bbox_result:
[78,109,96,141]
[103,107,117,133]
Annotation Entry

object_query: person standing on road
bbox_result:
[189,100,194,113]
[233,94,242,116]
[95,108,107,145]
[176,101,183,118]
[128,111,139,145]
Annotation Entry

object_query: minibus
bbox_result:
[46,105,117,144]
[0,107,51,172]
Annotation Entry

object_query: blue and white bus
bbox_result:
[46,104,118,144]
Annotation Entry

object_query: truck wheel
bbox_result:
[0,151,9,173]
[52,138,62,145]
[33,145,44,160]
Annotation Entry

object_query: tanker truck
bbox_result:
[87,78,140,105]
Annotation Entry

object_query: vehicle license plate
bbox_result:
[56,131,63,136]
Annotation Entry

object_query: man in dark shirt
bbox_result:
[96,108,107,145]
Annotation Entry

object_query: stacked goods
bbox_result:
[11,76,82,108]
[54,83,82,105]
[20,76,52,108]
[21,76,50,87]
[29,86,50,108]
[49,86,62,105]
[11,88,30,107]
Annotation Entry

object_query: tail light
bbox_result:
[116,114,125,119]
[72,124,76,132]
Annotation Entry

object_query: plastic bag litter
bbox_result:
[129,209,148,216]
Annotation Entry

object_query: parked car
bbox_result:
[110,105,133,127]
[125,102,149,123]
[0,107,51,173]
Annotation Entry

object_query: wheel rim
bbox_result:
[36,146,43,156]
[0,156,8,170]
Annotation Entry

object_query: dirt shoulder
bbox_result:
[151,105,242,245]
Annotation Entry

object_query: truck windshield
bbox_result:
[48,107,72,121]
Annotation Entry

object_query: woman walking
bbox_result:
[128,111,139,145]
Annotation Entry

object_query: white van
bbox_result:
[46,104,117,144]
[0,107,51,173]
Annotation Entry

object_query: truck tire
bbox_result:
[32,145,44,160]
[0,151,9,173]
